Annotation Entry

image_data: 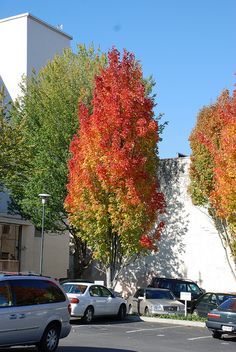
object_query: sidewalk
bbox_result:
[127,315,206,327]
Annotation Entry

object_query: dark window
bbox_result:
[0,281,12,307]
[62,284,87,294]
[89,285,101,297]
[100,286,112,297]
[10,279,66,306]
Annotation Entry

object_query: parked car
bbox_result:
[190,292,236,317]
[127,287,185,316]
[62,281,127,323]
[206,297,236,338]
[0,273,71,351]
[148,277,204,309]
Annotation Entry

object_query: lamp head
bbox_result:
[38,193,51,204]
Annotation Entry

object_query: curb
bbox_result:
[127,315,206,328]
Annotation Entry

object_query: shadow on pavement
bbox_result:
[71,315,142,326]
[58,348,136,352]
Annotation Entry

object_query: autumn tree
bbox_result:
[65,48,165,287]
[4,45,106,277]
[189,88,236,274]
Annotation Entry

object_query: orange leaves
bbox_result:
[65,48,165,257]
[189,87,236,230]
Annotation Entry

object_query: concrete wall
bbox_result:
[117,157,236,295]
[0,13,72,101]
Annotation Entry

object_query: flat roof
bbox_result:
[0,13,73,40]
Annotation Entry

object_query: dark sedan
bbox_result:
[206,297,236,339]
[190,292,236,317]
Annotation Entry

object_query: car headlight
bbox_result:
[152,304,163,311]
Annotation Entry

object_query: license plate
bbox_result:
[222,325,233,332]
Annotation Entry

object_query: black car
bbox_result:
[190,292,236,317]
[206,297,236,338]
[148,277,204,309]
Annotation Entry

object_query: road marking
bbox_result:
[157,334,165,336]
[126,325,183,333]
[188,336,212,341]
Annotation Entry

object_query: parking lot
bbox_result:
[59,318,236,352]
[0,317,235,352]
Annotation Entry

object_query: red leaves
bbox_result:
[65,48,165,255]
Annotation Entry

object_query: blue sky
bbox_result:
[1,0,236,158]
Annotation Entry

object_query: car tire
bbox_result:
[37,323,60,352]
[212,330,222,339]
[117,304,127,320]
[144,307,149,316]
[82,306,94,323]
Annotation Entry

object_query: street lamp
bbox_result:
[38,193,50,275]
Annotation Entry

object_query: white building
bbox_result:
[0,13,72,277]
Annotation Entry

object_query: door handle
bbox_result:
[9,314,17,319]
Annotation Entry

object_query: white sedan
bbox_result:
[62,281,127,323]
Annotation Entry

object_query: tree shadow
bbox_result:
[118,158,190,296]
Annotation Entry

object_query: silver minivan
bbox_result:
[0,273,71,351]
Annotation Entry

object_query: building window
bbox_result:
[0,224,20,260]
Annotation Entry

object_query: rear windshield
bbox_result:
[219,298,236,311]
[63,283,87,294]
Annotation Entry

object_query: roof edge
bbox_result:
[0,12,73,40]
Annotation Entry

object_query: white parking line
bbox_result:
[188,336,212,341]
[126,325,184,333]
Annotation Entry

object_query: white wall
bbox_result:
[0,14,27,101]
[117,157,236,295]
[0,13,72,101]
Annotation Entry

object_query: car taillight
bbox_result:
[70,297,80,304]
[207,313,221,319]
[68,303,71,314]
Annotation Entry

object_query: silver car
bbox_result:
[0,273,71,351]
[128,287,185,316]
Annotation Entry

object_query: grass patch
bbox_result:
[149,314,206,322]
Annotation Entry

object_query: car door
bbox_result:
[89,285,108,316]
[0,280,18,346]
[195,293,212,316]
[100,286,120,315]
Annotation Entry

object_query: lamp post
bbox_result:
[38,193,50,275]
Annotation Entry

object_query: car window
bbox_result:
[89,285,101,297]
[187,283,201,294]
[100,286,112,297]
[175,283,187,292]
[63,284,87,294]
[146,289,174,300]
[0,281,12,307]
[210,294,217,304]
[219,298,236,311]
[10,279,66,306]
[199,293,211,302]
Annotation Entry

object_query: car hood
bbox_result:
[145,299,184,306]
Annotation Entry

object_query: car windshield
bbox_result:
[146,290,174,300]
[62,283,87,294]
[219,298,236,312]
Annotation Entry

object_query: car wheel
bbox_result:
[117,304,127,320]
[212,330,222,339]
[37,323,60,352]
[144,307,149,316]
[82,306,94,323]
